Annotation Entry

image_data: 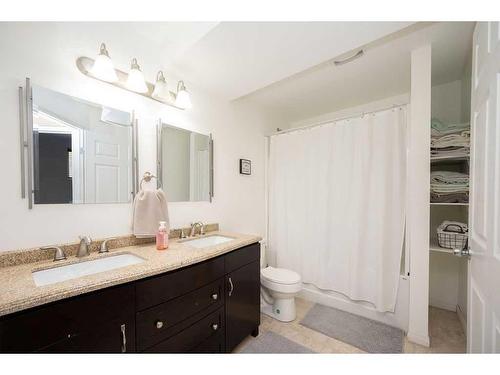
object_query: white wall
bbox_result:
[287,93,410,130]
[0,23,283,251]
[162,127,191,202]
[431,80,463,124]
[407,45,431,347]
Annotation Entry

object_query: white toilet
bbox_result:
[260,266,302,322]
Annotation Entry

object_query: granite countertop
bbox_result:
[0,231,262,317]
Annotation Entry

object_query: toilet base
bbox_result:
[261,296,297,322]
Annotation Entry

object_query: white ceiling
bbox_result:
[5,22,473,124]
[172,22,414,99]
[242,22,475,123]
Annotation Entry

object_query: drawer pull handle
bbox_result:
[212,323,219,331]
[156,320,164,329]
[228,277,234,297]
[211,293,218,300]
[120,324,127,353]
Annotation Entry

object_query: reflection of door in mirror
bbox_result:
[32,111,82,204]
[84,110,131,204]
[31,85,133,204]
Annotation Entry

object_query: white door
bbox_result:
[84,119,131,204]
[468,21,500,353]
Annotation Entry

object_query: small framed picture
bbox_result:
[239,159,251,175]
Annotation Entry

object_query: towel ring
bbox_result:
[140,172,162,190]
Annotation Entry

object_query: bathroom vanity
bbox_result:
[0,238,260,353]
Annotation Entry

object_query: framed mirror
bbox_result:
[157,122,213,202]
[21,80,137,206]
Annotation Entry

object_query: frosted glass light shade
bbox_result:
[152,71,170,102]
[126,58,148,94]
[90,43,118,82]
[175,81,192,109]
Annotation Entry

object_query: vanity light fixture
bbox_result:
[77,45,192,110]
[126,58,148,94]
[152,71,170,102]
[175,80,192,109]
[90,43,118,82]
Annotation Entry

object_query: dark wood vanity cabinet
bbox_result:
[0,283,135,353]
[0,242,260,353]
[225,245,261,352]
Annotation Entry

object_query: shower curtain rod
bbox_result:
[267,102,408,137]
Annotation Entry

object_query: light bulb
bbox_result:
[126,58,148,94]
[90,43,118,82]
[152,71,170,102]
[175,81,192,109]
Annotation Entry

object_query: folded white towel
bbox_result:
[431,132,470,148]
[132,189,170,238]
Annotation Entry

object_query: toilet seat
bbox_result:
[261,267,301,293]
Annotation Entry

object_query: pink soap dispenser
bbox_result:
[156,221,169,250]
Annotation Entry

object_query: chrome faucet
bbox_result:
[41,246,67,262]
[190,222,204,237]
[77,236,92,257]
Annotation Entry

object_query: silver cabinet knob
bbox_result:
[156,320,164,329]
[211,323,218,331]
[211,293,218,300]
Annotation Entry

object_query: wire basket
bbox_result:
[437,222,468,250]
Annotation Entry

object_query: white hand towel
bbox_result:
[132,189,170,238]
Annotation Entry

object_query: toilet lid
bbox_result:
[261,267,301,285]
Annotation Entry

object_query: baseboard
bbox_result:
[456,304,467,335]
[429,298,457,312]
[407,331,430,347]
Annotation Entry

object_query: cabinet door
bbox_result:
[225,260,260,352]
[37,319,135,353]
[0,283,134,353]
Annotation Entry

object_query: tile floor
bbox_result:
[234,298,466,353]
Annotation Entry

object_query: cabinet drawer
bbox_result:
[144,307,224,353]
[136,256,224,310]
[136,278,224,351]
[224,242,260,274]
[0,283,134,353]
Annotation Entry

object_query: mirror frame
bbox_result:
[156,119,213,202]
[20,78,139,208]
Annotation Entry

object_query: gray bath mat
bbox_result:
[300,304,403,353]
[239,331,315,353]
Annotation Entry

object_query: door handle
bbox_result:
[228,277,234,297]
[120,324,127,353]
[453,247,471,259]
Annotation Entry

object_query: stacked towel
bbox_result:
[431,118,470,158]
[430,171,469,203]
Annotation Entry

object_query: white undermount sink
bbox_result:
[181,235,234,248]
[32,253,144,287]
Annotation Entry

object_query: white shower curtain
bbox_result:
[268,107,406,312]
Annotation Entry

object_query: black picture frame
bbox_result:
[239,159,251,175]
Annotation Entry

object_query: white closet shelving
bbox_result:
[428,77,470,328]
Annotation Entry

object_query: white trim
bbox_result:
[429,299,458,312]
[407,332,431,347]
[456,303,467,335]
